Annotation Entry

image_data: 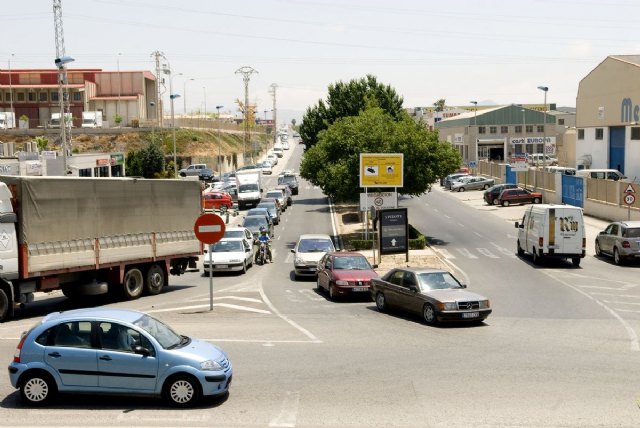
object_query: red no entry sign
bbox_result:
[194,214,226,244]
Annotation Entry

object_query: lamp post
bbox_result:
[470,101,477,163]
[149,101,156,143]
[116,52,122,118]
[168,71,182,178]
[183,78,194,115]
[8,54,14,119]
[216,105,223,174]
[537,85,549,188]
[203,87,207,121]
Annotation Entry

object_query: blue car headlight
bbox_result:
[200,360,224,371]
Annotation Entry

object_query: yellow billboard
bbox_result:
[359,153,404,187]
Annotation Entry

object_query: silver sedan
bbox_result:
[450,176,495,192]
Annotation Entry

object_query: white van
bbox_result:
[515,204,585,266]
[544,166,576,175]
[576,169,625,181]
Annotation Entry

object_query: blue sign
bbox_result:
[468,161,477,168]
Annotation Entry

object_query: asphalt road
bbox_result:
[0,146,639,427]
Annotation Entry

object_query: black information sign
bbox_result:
[379,208,408,255]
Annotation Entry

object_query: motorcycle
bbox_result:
[255,240,272,265]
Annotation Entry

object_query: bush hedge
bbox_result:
[345,224,426,251]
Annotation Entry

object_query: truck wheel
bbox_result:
[517,240,524,257]
[145,264,165,296]
[0,288,10,322]
[532,249,540,265]
[572,257,581,267]
[122,268,144,300]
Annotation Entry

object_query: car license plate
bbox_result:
[217,265,228,269]
[462,312,479,318]
[352,287,368,292]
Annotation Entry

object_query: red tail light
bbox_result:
[582,238,586,249]
[13,334,27,363]
[622,241,631,248]
[538,237,544,247]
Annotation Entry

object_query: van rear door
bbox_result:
[552,207,583,254]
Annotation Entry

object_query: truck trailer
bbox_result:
[0,112,16,129]
[236,168,263,210]
[0,176,202,321]
[81,111,104,128]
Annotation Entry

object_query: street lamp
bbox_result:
[149,101,156,143]
[538,85,549,182]
[167,70,182,178]
[470,101,477,163]
[8,54,14,119]
[55,54,75,174]
[216,105,223,174]
[203,87,207,122]
[183,78,194,115]
[116,52,122,118]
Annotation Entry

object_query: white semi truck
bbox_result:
[50,112,73,128]
[236,168,263,210]
[0,176,202,321]
[81,111,104,128]
[0,112,16,129]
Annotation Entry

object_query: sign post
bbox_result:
[623,183,636,221]
[194,214,226,311]
[378,208,409,263]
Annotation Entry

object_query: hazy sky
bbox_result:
[4,0,640,123]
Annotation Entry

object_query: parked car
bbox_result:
[202,191,232,210]
[496,187,542,207]
[273,147,284,158]
[291,234,336,279]
[265,189,287,211]
[203,237,253,274]
[246,207,274,230]
[316,252,379,300]
[450,176,495,192]
[266,153,278,166]
[483,183,519,205]
[370,267,491,325]
[277,173,299,195]
[576,169,626,181]
[179,163,214,181]
[257,199,281,225]
[275,184,293,206]
[443,173,470,190]
[595,221,640,265]
[8,308,232,407]
[528,153,558,166]
[242,215,272,238]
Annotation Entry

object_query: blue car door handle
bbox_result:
[47,352,61,358]
[99,355,112,361]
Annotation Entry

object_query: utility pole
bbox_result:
[53,0,73,175]
[269,83,278,148]
[150,50,165,127]
[235,66,258,164]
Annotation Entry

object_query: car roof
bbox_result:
[225,226,250,231]
[388,267,449,274]
[326,251,367,257]
[298,234,332,240]
[615,221,640,227]
[44,307,145,324]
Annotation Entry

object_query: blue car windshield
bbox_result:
[134,314,182,349]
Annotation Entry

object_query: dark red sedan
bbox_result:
[203,191,233,210]
[316,252,379,300]
[496,187,542,207]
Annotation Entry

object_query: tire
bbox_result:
[532,249,540,265]
[422,304,437,325]
[375,292,386,312]
[241,261,247,274]
[458,187,465,192]
[122,267,144,300]
[614,248,623,265]
[502,200,510,207]
[492,198,500,206]
[0,288,10,322]
[517,240,524,256]
[483,184,490,190]
[572,257,581,267]
[329,284,336,301]
[316,276,323,292]
[595,241,602,257]
[163,375,201,407]
[145,264,165,296]
[533,197,541,204]
[20,371,56,406]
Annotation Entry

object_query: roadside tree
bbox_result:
[300,106,461,201]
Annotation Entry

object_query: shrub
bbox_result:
[344,224,426,250]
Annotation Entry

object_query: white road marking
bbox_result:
[435,249,455,259]
[576,285,627,290]
[603,300,640,306]
[476,248,499,258]
[146,303,270,314]
[188,296,263,303]
[589,293,640,298]
[270,391,301,427]
[456,248,478,259]
[490,242,516,257]
[474,231,483,237]
[298,289,325,301]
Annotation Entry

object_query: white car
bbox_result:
[223,226,254,248]
[258,161,273,175]
[204,238,254,274]
[291,234,336,279]
[267,153,278,166]
[265,189,287,211]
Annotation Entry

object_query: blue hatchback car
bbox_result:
[8,308,232,407]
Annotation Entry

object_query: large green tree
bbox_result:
[299,75,404,149]
[300,107,461,202]
[126,142,165,178]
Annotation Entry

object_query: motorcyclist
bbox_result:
[255,227,273,263]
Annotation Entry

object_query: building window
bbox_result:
[5,93,11,102]
[17,92,25,102]
[501,126,508,134]
[595,128,604,140]
[28,92,36,102]
[578,129,584,140]
[478,126,486,134]
[537,125,544,132]
[631,127,640,140]
[39,92,48,102]
[558,119,565,125]
[73,92,82,102]
[515,125,522,133]
[51,92,59,102]
[489,126,497,134]
[526,125,533,133]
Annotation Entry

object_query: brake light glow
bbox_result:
[538,237,544,247]
[622,241,631,248]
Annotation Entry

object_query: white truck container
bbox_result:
[515,204,585,266]
[236,168,263,210]
[50,112,72,128]
[0,176,202,321]
[81,111,103,128]
[0,112,16,129]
